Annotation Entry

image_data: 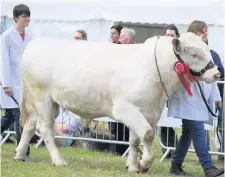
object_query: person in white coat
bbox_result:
[168,20,224,177]
[1,4,33,161]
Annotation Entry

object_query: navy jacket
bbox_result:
[210,50,224,100]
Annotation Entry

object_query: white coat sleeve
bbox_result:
[1,34,11,88]
[208,82,221,102]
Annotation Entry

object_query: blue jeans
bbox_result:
[63,139,73,147]
[1,108,30,155]
[172,119,213,170]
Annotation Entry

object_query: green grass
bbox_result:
[1,138,224,177]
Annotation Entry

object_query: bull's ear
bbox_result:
[172,38,181,54]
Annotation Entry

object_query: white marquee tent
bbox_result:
[0,0,224,55]
[1,0,224,24]
[1,0,224,58]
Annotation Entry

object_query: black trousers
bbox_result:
[1,108,30,155]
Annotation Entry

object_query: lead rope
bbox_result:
[196,81,221,146]
[196,81,218,117]
[154,36,170,99]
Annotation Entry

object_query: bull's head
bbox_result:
[172,32,220,83]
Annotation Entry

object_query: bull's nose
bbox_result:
[214,73,221,80]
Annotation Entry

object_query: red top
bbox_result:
[20,33,25,41]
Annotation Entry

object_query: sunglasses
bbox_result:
[200,28,208,34]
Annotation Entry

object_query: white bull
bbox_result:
[15,32,220,173]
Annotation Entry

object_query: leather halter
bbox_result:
[173,48,215,77]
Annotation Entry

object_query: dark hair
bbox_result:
[164,24,180,37]
[76,30,87,40]
[13,4,30,22]
[111,24,123,35]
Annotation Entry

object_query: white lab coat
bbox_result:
[1,25,33,108]
[167,81,221,125]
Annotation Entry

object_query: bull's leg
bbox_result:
[36,101,67,166]
[112,100,154,173]
[126,130,140,172]
[15,113,37,161]
[139,132,155,172]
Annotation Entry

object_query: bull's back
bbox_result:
[22,37,156,85]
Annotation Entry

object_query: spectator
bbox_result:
[118,28,136,44]
[74,30,87,40]
[159,24,180,159]
[164,24,180,38]
[1,4,33,161]
[168,20,224,177]
[55,108,83,147]
[110,24,123,44]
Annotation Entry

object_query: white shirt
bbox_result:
[167,81,221,125]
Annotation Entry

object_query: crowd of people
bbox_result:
[0,3,224,177]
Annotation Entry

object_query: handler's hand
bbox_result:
[216,100,222,108]
[4,87,13,97]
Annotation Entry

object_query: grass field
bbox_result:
[1,138,224,177]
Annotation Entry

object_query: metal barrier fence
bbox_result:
[1,116,130,156]
[157,114,225,162]
[1,81,224,160]
[35,117,130,148]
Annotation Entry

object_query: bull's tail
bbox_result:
[20,80,29,128]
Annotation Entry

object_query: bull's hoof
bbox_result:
[14,153,27,162]
[138,163,149,173]
[14,158,25,162]
[126,165,139,173]
[53,162,68,167]
[14,156,25,162]
[52,159,68,166]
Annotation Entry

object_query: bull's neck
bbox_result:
[158,50,183,102]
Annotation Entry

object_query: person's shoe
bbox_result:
[204,166,224,177]
[170,163,188,176]
[24,155,33,162]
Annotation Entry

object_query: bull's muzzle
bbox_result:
[214,73,221,80]
[190,61,215,77]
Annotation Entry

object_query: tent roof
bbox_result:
[1,0,224,25]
